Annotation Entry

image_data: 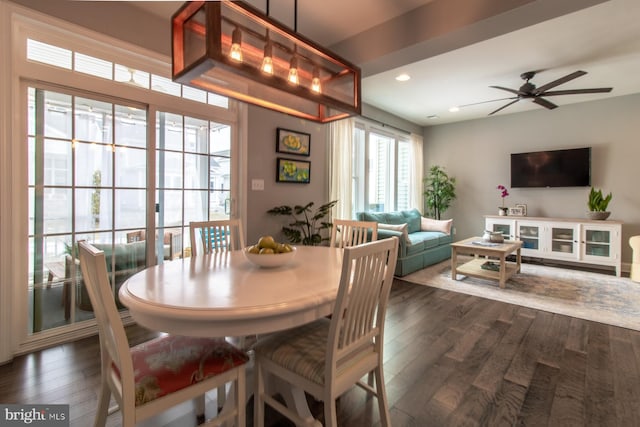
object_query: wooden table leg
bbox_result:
[451,247,458,281]
[516,247,521,273]
[499,255,506,288]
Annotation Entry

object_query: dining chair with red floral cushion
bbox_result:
[77,240,248,427]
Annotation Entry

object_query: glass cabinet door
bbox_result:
[518,224,541,251]
[550,226,577,256]
[486,219,515,239]
[583,228,612,258]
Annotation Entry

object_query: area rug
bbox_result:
[400,258,640,331]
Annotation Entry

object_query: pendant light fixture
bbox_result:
[261,32,274,75]
[287,46,299,85]
[229,26,243,62]
[171,0,361,123]
[311,67,322,94]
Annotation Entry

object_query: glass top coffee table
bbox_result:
[450,237,523,288]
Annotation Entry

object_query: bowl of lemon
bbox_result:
[243,235,296,268]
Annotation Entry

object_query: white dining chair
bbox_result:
[77,240,248,427]
[253,236,399,427]
[189,219,245,256]
[189,218,250,404]
[329,219,378,248]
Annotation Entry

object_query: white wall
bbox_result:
[424,93,640,263]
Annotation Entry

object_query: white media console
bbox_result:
[485,215,622,276]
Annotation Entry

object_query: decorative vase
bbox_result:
[483,230,504,243]
[498,207,508,216]
[586,211,611,220]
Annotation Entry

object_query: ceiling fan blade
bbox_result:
[489,86,522,96]
[541,88,613,96]
[458,96,517,108]
[533,97,558,109]
[489,99,520,115]
[534,70,587,94]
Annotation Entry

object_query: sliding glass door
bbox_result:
[28,86,147,332]
[155,112,233,259]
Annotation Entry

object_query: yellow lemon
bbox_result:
[257,235,277,250]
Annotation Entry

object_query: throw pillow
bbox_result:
[378,223,410,244]
[421,217,453,235]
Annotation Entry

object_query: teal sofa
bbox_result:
[356,209,452,276]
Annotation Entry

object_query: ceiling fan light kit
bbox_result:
[171,0,361,123]
[487,70,613,115]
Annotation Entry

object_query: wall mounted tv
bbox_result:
[510,147,591,188]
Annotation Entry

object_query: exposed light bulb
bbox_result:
[288,54,299,85]
[229,27,243,62]
[261,38,274,75]
[311,67,321,93]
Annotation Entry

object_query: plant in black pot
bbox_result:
[267,200,338,246]
[587,187,612,220]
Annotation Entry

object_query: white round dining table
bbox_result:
[118,246,344,338]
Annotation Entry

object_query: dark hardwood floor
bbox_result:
[2,279,640,426]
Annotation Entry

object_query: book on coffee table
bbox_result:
[481,261,500,271]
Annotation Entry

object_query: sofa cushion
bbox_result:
[402,209,422,233]
[385,211,406,225]
[438,233,454,245]
[378,223,410,244]
[358,209,422,233]
[410,231,447,249]
[377,229,404,241]
[359,211,384,223]
[421,217,453,235]
[404,236,425,256]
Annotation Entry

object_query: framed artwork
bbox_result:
[276,158,311,183]
[515,203,527,216]
[276,128,310,156]
[509,206,525,216]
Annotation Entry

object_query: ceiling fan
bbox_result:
[482,70,613,115]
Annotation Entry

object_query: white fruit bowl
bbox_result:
[243,246,297,268]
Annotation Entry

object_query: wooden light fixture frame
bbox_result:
[172,0,361,123]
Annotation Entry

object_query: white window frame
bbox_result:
[1,4,248,361]
[353,119,411,216]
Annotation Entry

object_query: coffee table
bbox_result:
[450,237,523,288]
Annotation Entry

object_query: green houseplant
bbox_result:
[587,187,612,220]
[91,170,101,227]
[267,200,338,246]
[423,165,456,220]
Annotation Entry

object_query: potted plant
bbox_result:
[423,166,456,220]
[267,200,338,246]
[587,187,612,220]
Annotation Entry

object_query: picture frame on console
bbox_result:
[509,206,525,216]
[515,203,527,216]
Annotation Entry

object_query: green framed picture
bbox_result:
[276,158,311,183]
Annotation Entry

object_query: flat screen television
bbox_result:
[510,147,591,188]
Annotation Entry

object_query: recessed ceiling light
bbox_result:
[427,115,439,119]
[395,73,410,82]
[449,106,460,112]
